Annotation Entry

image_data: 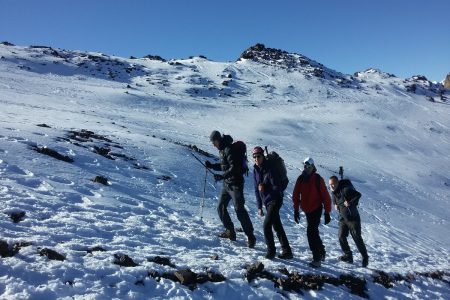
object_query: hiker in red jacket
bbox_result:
[292,157,332,268]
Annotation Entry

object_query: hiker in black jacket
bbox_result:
[205,130,256,248]
[329,176,369,267]
[252,146,292,259]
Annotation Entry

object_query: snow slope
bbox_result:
[0,43,449,299]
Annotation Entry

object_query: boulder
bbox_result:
[444,73,450,89]
[113,253,139,267]
[39,248,65,261]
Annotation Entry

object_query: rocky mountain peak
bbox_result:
[444,73,450,89]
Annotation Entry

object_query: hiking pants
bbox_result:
[305,207,325,261]
[217,183,254,237]
[338,219,368,258]
[264,200,291,254]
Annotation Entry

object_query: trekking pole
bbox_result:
[339,166,344,180]
[191,153,215,176]
[200,166,207,220]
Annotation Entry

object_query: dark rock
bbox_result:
[11,241,32,255]
[64,280,74,286]
[32,146,74,163]
[204,271,225,283]
[8,211,26,223]
[92,176,109,185]
[113,253,139,267]
[373,270,396,288]
[222,80,229,86]
[36,124,51,128]
[39,248,66,261]
[210,254,219,260]
[147,256,177,268]
[129,56,137,59]
[67,129,113,143]
[93,146,114,160]
[174,269,197,286]
[30,45,52,49]
[0,240,11,257]
[340,274,368,298]
[86,246,106,254]
[199,55,207,59]
[157,175,172,181]
[245,261,265,282]
[135,279,145,286]
[143,55,166,62]
[444,73,450,89]
[1,41,15,46]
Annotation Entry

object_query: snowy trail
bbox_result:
[0,44,449,299]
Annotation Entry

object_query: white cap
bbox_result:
[303,157,315,166]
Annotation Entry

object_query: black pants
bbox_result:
[264,201,291,254]
[217,183,254,237]
[305,207,325,261]
[338,219,368,258]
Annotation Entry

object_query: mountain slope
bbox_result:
[0,43,449,299]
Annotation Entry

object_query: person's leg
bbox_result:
[230,185,254,238]
[271,202,291,255]
[306,207,323,261]
[217,186,234,232]
[263,203,276,258]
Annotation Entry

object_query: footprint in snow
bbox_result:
[6,164,34,176]
[46,175,74,185]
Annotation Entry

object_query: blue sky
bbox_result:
[1,0,449,81]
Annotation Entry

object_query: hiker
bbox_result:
[252,146,293,260]
[292,157,331,268]
[329,176,369,267]
[205,130,256,248]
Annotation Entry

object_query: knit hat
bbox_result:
[209,130,221,142]
[303,157,315,166]
[252,146,264,155]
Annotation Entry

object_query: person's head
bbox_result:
[329,175,339,192]
[209,130,222,149]
[303,157,315,174]
[252,146,264,167]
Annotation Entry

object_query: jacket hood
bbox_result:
[220,134,233,149]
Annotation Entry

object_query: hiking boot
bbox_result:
[362,255,369,268]
[277,251,293,260]
[218,229,236,241]
[309,260,321,268]
[247,235,256,249]
[320,250,326,262]
[339,253,353,263]
[265,250,276,260]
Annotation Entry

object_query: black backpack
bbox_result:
[340,179,361,206]
[265,148,289,191]
[232,140,249,176]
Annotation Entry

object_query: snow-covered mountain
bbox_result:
[0,42,449,299]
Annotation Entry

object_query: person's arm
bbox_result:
[292,176,301,211]
[254,170,263,210]
[319,176,332,214]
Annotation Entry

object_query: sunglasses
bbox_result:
[253,154,263,159]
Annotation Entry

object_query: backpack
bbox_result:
[340,179,361,206]
[232,141,249,176]
[265,149,289,191]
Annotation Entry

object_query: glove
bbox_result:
[205,161,213,168]
[324,213,331,225]
[213,174,224,181]
[294,210,300,224]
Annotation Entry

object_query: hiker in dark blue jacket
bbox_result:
[253,146,292,259]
